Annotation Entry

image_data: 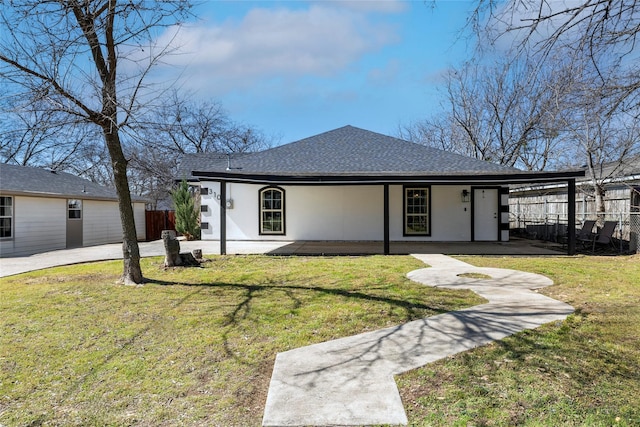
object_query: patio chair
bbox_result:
[577,220,597,241]
[580,221,618,252]
[571,220,596,249]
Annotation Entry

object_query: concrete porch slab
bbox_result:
[265,238,565,256]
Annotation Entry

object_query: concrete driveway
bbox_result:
[0,238,563,278]
[0,240,293,277]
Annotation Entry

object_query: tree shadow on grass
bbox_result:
[22,276,453,426]
[151,277,454,319]
[146,277,461,360]
[415,309,640,425]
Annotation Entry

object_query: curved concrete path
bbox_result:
[262,254,574,426]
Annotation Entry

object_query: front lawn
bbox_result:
[398,255,640,426]
[2,254,638,426]
[0,255,479,426]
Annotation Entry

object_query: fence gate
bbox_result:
[145,210,176,241]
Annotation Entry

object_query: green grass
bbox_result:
[0,255,481,427]
[398,254,640,427]
[2,254,638,427]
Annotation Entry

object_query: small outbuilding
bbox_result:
[179,126,584,254]
[0,163,146,257]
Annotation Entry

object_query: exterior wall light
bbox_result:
[461,189,470,203]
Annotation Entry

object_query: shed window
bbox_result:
[404,187,430,236]
[68,199,82,219]
[0,196,12,239]
[260,187,285,235]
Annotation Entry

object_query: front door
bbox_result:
[473,188,498,241]
[66,199,83,248]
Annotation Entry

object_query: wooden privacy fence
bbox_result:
[145,210,176,241]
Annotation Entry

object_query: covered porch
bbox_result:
[179,237,566,256]
[206,175,582,256]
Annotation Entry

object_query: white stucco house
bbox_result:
[0,163,146,257]
[179,126,584,254]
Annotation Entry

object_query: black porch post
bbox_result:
[568,178,576,255]
[220,180,227,255]
[383,183,390,255]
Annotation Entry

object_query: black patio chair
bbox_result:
[577,220,597,241]
[580,221,618,252]
[569,220,596,249]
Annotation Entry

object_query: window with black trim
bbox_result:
[259,187,285,235]
[0,196,12,239]
[68,199,82,219]
[404,187,430,235]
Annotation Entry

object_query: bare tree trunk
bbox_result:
[594,183,607,226]
[1,1,195,285]
[103,127,143,284]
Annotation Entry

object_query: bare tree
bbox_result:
[403,55,567,170]
[399,115,473,156]
[134,90,272,155]
[128,91,273,208]
[472,0,640,112]
[0,0,192,284]
[1,101,94,170]
[560,70,640,220]
[464,1,640,220]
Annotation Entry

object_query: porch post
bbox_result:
[383,183,390,255]
[220,180,227,255]
[568,178,576,255]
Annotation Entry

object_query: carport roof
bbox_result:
[181,126,584,184]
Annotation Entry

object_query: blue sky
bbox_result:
[155,0,479,144]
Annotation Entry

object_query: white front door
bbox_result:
[473,188,498,241]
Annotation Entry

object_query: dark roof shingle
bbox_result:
[183,125,519,178]
[0,163,143,201]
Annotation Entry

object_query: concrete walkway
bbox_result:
[262,254,574,426]
[0,240,292,277]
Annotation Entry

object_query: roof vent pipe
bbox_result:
[226,154,242,171]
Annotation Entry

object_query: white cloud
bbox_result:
[316,0,408,14]
[367,59,401,85]
[151,4,400,93]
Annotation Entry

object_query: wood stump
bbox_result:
[162,230,181,267]
[161,230,202,267]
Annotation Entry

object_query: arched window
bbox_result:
[259,186,285,235]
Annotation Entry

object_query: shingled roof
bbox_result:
[181,126,583,184]
[0,163,145,201]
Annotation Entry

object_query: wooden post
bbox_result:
[568,179,576,255]
[220,180,227,255]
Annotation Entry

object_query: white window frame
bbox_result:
[68,199,82,220]
[259,187,285,235]
[0,196,13,239]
